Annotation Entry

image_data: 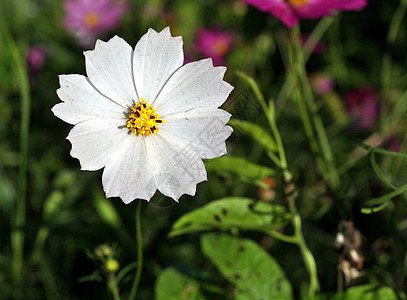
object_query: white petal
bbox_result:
[53,74,126,125]
[67,119,129,171]
[133,27,183,103]
[160,107,232,159]
[84,36,137,107]
[102,135,156,203]
[153,58,233,116]
[148,134,207,201]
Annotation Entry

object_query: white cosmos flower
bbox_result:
[52,27,233,204]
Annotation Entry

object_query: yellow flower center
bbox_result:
[287,0,308,6]
[126,98,165,136]
[83,12,101,28]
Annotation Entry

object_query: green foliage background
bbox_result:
[1,0,407,299]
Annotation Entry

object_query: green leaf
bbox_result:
[308,284,400,300]
[155,268,205,300]
[201,233,293,300]
[205,156,275,186]
[229,119,277,153]
[169,197,291,237]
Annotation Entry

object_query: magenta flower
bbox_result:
[241,0,367,28]
[195,29,233,66]
[309,73,334,95]
[63,0,127,46]
[388,137,401,152]
[27,46,46,76]
[345,87,379,130]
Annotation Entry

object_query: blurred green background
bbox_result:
[2,0,407,299]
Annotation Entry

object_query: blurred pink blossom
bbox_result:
[27,46,46,76]
[309,73,334,95]
[195,29,233,66]
[345,87,379,130]
[241,0,367,28]
[63,0,127,46]
[389,137,401,152]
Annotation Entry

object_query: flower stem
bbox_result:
[2,24,31,287]
[129,201,143,300]
[293,26,340,189]
[289,197,319,297]
[107,273,121,300]
[381,0,407,134]
[265,71,319,296]
[267,111,319,296]
[31,226,49,264]
[276,17,334,114]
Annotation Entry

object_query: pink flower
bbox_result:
[345,87,379,130]
[63,0,127,46]
[309,73,334,95]
[195,29,233,66]
[27,46,46,76]
[389,137,401,152]
[241,0,367,28]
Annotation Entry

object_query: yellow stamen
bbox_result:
[83,12,100,28]
[287,0,308,6]
[126,98,165,137]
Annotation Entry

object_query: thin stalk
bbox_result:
[328,18,350,88]
[276,17,334,114]
[288,30,327,182]
[292,212,319,297]
[381,0,407,133]
[129,201,143,300]
[294,26,340,189]
[268,101,291,183]
[2,25,31,287]
[269,230,297,244]
[31,226,49,264]
[267,96,319,297]
[107,273,121,300]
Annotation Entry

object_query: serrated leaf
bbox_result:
[205,156,275,186]
[155,268,205,300]
[308,284,400,300]
[201,233,293,300]
[229,119,277,153]
[169,197,291,237]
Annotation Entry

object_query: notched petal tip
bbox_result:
[104,189,152,204]
[225,124,234,135]
[147,27,159,35]
[223,81,234,95]
[221,110,233,121]
[51,102,62,117]
[123,197,150,205]
[160,26,170,34]
[159,26,182,40]
[84,35,127,55]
